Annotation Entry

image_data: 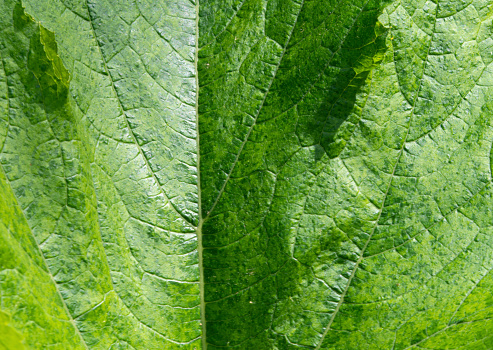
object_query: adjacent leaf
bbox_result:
[2,0,493,349]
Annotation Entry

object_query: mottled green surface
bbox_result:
[1,0,200,348]
[2,0,493,348]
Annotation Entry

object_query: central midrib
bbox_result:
[194,0,207,349]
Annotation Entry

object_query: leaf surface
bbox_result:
[2,0,493,349]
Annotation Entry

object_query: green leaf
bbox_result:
[2,0,493,349]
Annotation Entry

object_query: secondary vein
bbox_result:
[203,0,307,222]
[314,4,440,348]
[84,0,195,228]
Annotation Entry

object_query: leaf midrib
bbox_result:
[194,0,207,348]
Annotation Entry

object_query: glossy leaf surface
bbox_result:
[2,0,493,349]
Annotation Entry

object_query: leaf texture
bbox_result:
[1,0,200,348]
[2,0,493,349]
